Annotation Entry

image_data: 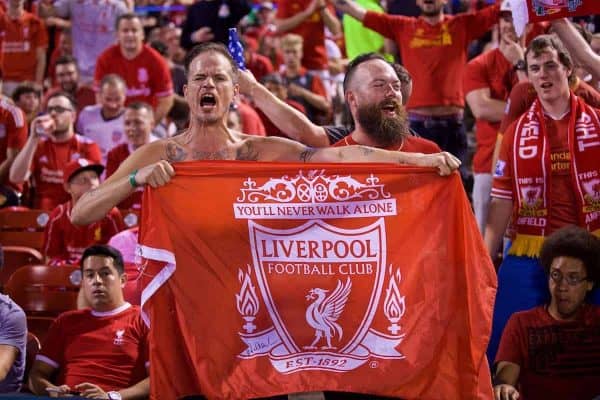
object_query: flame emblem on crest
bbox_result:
[236,266,260,333]
[384,267,405,335]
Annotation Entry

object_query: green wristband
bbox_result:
[129,170,139,188]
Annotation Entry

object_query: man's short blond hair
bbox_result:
[280,33,303,50]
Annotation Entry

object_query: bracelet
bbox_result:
[129,170,139,188]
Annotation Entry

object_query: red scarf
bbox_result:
[510,93,600,256]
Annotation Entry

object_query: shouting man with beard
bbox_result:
[333,53,440,153]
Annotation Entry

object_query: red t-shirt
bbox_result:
[363,4,499,110]
[36,303,149,392]
[31,134,102,210]
[275,0,333,70]
[237,101,266,137]
[0,10,48,81]
[333,133,441,153]
[94,44,173,108]
[0,98,27,168]
[106,143,143,210]
[258,99,306,138]
[492,113,579,235]
[495,305,600,400]
[43,201,124,266]
[246,52,274,84]
[463,48,518,173]
[499,79,600,135]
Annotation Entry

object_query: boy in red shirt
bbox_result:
[43,159,124,266]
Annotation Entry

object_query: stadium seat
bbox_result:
[4,264,80,315]
[0,246,44,289]
[4,265,80,342]
[0,207,50,250]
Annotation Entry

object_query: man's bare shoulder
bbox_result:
[241,134,306,161]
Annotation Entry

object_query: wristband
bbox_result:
[129,169,140,188]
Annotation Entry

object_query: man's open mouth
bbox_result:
[200,93,217,108]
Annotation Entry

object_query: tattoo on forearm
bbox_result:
[236,142,259,161]
[299,147,317,162]
[166,142,187,162]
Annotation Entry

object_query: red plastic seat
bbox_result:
[0,246,44,287]
[0,208,50,250]
[4,264,79,316]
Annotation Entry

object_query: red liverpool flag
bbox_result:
[138,161,496,400]
[510,0,600,35]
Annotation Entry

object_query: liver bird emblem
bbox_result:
[303,278,352,350]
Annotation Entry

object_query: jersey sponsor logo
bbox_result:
[233,171,405,373]
[3,41,31,53]
[409,23,452,48]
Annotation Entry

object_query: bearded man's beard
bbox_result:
[356,99,408,148]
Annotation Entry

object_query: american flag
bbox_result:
[228,28,246,70]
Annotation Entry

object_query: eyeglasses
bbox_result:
[549,270,588,286]
[47,106,72,114]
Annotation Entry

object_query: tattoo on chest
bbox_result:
[359,146,374,156]
[165,141,260,161]
[166,142,187,162]
[300,147,316,162]
[191,148,232,160]
[236,142,259,161]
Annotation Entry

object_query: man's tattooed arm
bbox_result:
[236,142,259,161]
[165,141,187,162]
[299,147,317,162]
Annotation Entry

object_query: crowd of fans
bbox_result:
[0,0,599,398]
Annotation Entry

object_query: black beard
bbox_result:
[356,100,408,148]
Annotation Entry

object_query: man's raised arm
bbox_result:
[333,0,367,22]
[551,18,600,81]
[239,70,329,147]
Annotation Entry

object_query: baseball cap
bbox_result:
[500,0,512,12]
[63,159,104,184]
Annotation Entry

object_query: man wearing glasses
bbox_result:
[9,92,101,210]
[493,226,600,400]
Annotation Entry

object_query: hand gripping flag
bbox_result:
[138,161,497,400]
[508,0,600,36]
[228,28,246,70]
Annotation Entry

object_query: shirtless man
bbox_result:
[71,43,460,226]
